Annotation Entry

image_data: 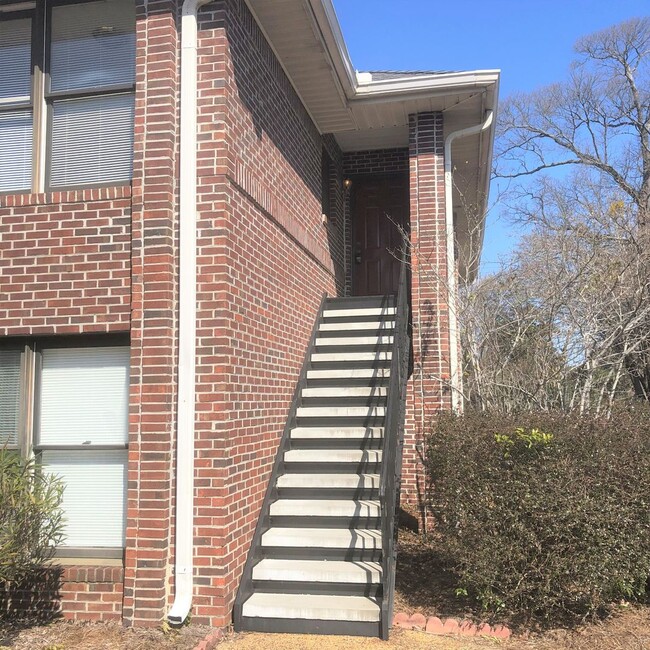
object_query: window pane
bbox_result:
[50,94,134,187]
[42,449,127,547]
[50,0,135,93]
[0,349,21,447]
[0,17,32,103]
[0,110,32,192]
[39,346,129,446]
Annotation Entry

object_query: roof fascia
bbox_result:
[352,70,501,102]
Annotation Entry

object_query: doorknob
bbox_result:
[354,244,362,264]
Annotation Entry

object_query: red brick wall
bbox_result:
[123,0,180,627]
[343,148,409,177]
[402,112,451,517]
[60,566,124,622]
[0,187,131,337]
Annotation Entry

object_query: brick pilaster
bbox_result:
[123,0,181,626]
[402,112,451,515]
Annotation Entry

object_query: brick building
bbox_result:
[0,0,498,637]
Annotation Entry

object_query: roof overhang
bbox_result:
[244,0,500,281]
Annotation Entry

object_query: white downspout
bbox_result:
[167,0,211,625]
[443,109,493,413]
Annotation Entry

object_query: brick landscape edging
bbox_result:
[393,611,512,639]
[192,628,225,650]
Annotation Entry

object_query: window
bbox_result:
[0,339,129,553]
[0,0,135,193]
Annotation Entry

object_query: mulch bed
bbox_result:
[0,619,212,650]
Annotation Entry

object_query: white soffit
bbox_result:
[244,0,357,133]
[245,0,499,150]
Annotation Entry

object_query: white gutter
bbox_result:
[167,0,211,626]
[352,70,501,100]
[444,109,494,413]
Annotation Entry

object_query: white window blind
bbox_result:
[50,0,135,93]
[42,449,127,547]
[0,349,21,447]
[0,17,32,103]
[50,93,134,187]
[0,111,33,192]
[39,346,129,446]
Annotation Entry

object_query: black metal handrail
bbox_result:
[233,293,328,630]
[379,258,411,640]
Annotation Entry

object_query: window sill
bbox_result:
[53,546,124,562]
[0,184,131,208]
[50,556,123,567]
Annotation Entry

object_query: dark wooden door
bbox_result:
[352,174,409,296]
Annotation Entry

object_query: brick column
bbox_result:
[402,112,451,517]
[123,0,180,626]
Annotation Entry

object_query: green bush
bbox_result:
[0,450,65,585]
[425,408,650,625]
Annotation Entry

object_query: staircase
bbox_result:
[233,274,411,639]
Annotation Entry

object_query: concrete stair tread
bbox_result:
[242,592,381,622]
[307,368,390,380]
[270,499,381,517]
[291,426,384,439]
[301,387,388,398]
[284,449,382,463]
[261,527,382,549]
[323,307,396,318]
[311,351,392,363]
[277,473,380,489]
[319,321,395,332]
[315,336,394,346]
[252,559,382,584]
[296,406,386,418]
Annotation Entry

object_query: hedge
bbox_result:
[425,408,650,625]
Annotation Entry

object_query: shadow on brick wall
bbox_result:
[0,566,63,639]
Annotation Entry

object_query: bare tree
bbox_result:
[495,17,650,400]
[459,170,650,414]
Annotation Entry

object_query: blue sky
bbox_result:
[332,0,649,273]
